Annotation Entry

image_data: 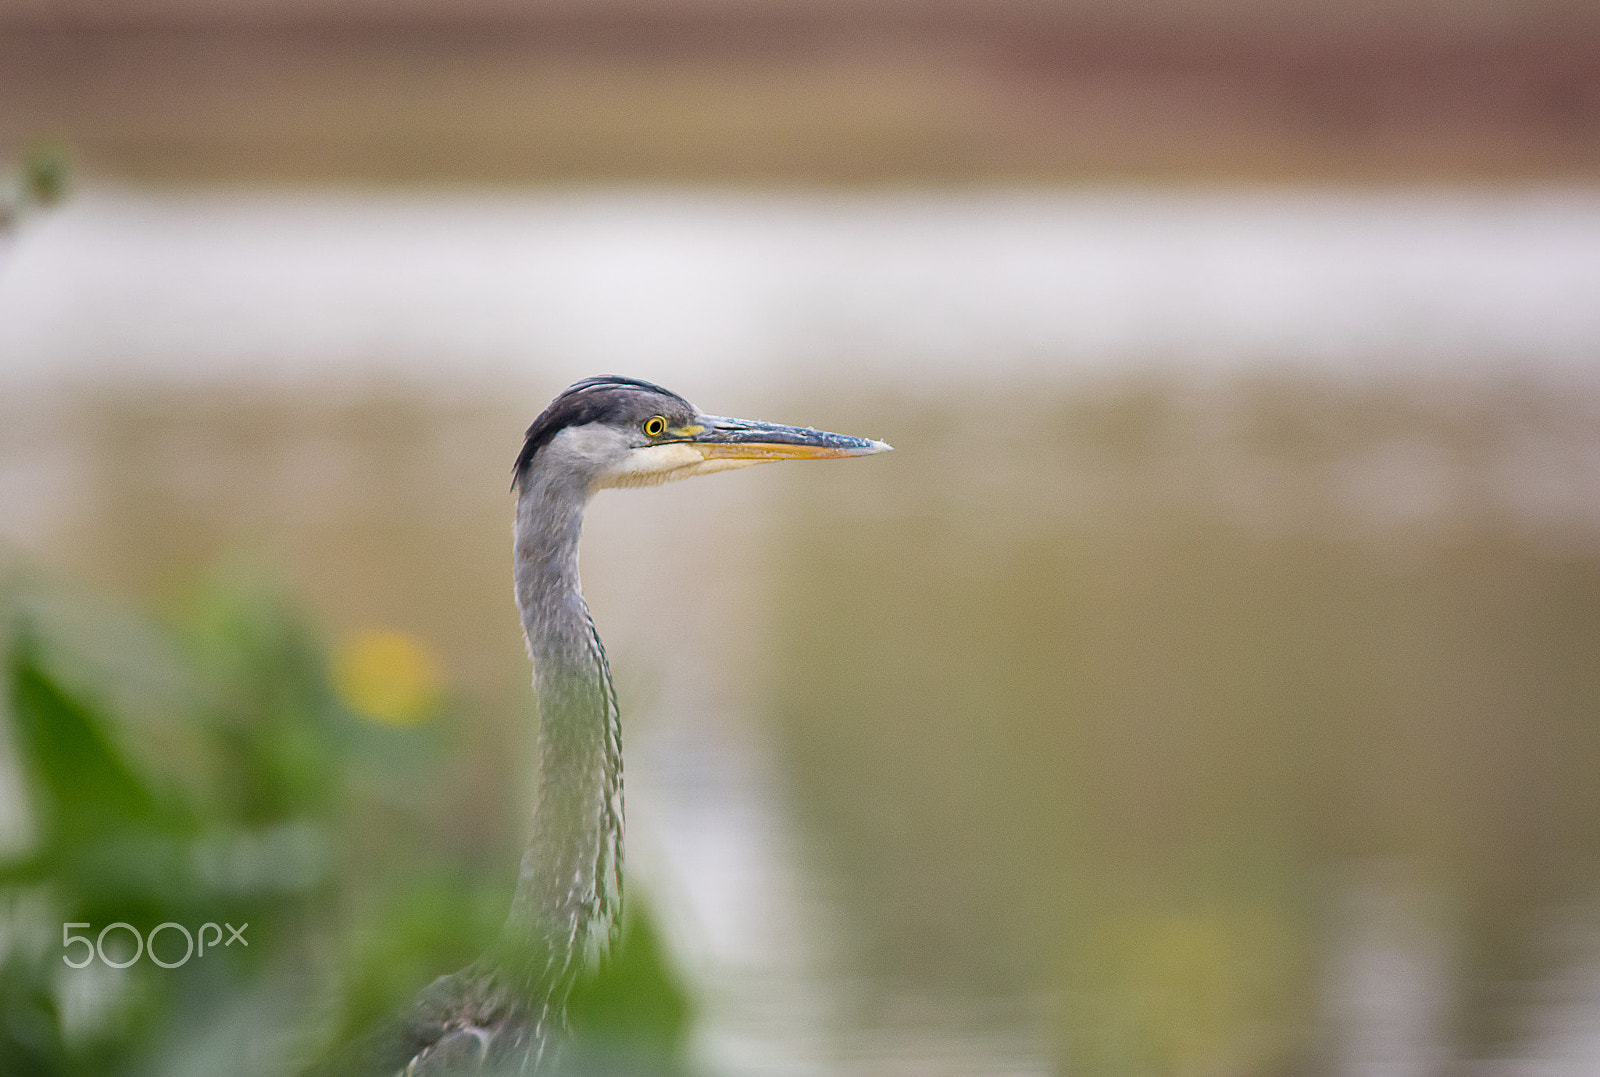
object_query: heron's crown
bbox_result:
[513,375,695,490]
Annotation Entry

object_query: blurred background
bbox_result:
[2,1,1600,1075]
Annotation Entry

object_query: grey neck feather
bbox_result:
[502,455,624,1010]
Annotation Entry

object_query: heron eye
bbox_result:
[643,416,666,438]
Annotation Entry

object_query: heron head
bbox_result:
[513,375,891,494]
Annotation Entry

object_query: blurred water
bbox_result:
[3,189,1600,1076]
[3,188,1600,393]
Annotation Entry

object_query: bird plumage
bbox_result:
[318,377,887,1076]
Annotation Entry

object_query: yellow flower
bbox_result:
[333,629,442,725]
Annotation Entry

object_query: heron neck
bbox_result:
[503,466,623,1000]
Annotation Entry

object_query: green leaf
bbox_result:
[565,904,693,1073]
[6,637,176,843]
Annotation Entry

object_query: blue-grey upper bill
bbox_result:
[685,416,892,460]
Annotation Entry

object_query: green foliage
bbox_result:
[0,942,69,1077]
[0,570,698,1075]
[0,582,344,1074]
[565,910,694,1074]
[1,140,69,233]
[20,142,69,209]
[326,875,508,1051]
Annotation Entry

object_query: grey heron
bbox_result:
[338,376,889,1075]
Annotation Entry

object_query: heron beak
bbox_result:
[680,416,892,461]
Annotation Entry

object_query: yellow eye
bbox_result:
[643,416,666,438]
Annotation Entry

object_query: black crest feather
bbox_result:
[512,375,693,491]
